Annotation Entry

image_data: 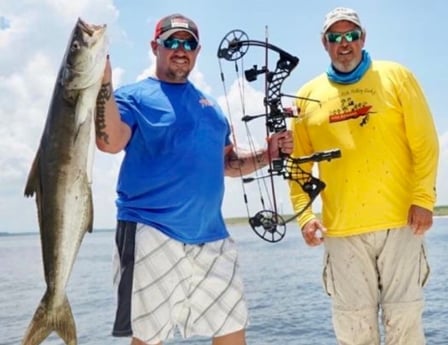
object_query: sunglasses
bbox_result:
[157,37,199,51]
[325,30,362,44]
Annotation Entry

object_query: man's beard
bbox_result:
[333,58,360,73]
[166,66,190,82]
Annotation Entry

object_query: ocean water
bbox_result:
[1,218,447,345]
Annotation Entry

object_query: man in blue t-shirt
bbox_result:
[95,13,292,345]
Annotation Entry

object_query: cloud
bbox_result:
[0,1,119,232]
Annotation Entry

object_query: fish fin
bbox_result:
[24,150,41,197]
[54,295,77,345]
[24,149,44,230]
[87,184,94,233]
[86,110,96,184]
[74,91,95,133]
[21,292,77,345]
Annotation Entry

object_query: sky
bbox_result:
[1,0,447,233]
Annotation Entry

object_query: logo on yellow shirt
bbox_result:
[329,97,373,126]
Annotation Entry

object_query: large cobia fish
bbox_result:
[22,18,108,345]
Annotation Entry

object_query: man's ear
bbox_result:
[321,35,329,52]
[150,40,158,55]
[361,30,367,46]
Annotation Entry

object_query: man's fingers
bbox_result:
[302,227,325,246]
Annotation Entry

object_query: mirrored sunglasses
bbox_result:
[325,30,362,44]
[157,37,199,51]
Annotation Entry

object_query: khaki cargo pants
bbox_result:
[323,227,430,345]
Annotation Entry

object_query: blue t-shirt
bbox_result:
[114,77,232,244]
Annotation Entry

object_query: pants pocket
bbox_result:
[419,243,430,287]
[322,250,334,296]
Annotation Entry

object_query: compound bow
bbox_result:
[217,29,341,242]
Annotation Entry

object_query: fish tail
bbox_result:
[21,291,77,345]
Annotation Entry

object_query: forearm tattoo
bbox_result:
[227,151,245,170]
[95,82,111,145]
[252,151,268,167]
[227,150,267,171]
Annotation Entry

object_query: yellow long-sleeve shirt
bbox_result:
[290,60,439,237]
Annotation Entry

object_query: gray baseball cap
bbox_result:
[322,7,363,34]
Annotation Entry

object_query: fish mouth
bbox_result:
[77,17,107,36]
[62,18,109,90]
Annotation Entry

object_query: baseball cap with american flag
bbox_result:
[154,14,199,41]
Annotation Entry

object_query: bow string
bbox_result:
[217,29,341,243]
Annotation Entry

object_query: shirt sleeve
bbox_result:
[114,86,138,130]
[398,68,439,210]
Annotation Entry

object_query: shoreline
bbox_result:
[2,212,448,236]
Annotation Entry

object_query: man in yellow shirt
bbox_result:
[289,7,439,345]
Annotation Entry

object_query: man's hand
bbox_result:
[408,204,433,235]
[301,218,326,246]
[268,130,293,159]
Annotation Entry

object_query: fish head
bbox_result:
[62,18,109,90]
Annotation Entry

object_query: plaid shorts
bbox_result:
[112,221,249,344]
